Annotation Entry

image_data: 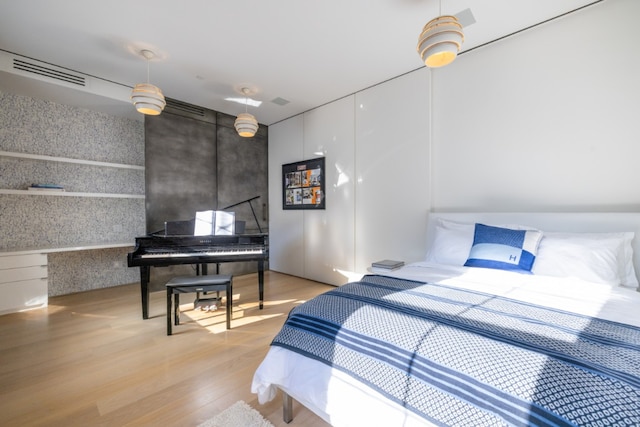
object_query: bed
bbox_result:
[251,213,640,426]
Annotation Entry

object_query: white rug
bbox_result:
[197,400,274,427]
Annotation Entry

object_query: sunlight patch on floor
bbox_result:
[42,304,67,314]
[70,311,119,319]
[199,311,286,333]
[175,300,291,334]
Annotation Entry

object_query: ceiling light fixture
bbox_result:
[234,88,259,138]
[416,1,464,68]
[131,49,166,115]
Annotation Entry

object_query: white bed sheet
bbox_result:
[251,263,640,426]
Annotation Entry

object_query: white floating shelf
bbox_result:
[0,189,144,198]
[0,150,145,170]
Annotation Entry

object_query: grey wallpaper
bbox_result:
[0,93,144,164]
[0,92,145,295]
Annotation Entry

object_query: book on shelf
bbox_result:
[371,259,404,270]
[28,183,65,192]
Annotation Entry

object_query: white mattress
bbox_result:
[251,262,640,426]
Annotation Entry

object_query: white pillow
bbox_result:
[532,232,638,287]
[425,218,639,287]
[425,218,539,266]
[424,218,474,266]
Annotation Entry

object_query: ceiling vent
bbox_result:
[164,97,215,124]
[271,97,290,106]
[0,50,131,106]
[165,97,205,117]
[0,51,215,123]
[12,58,86,87]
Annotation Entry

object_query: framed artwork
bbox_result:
[282,157,325,210]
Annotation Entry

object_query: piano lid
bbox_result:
[220,196,262,233]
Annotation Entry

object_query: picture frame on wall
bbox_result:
[282,157,325,210]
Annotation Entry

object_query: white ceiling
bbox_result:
[0,0,601,125]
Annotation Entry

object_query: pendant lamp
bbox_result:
[131,50,166,115]
[417,1,464,68]
[234,88,259,137]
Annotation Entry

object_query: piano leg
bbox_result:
[258,260,264,309]
[140,265,151,319]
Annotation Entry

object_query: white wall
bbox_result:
[268,0,639,285]
[432,0,640,212]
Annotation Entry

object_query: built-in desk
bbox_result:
[0,243,133,315]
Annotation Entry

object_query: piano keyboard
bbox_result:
[139,247,264,258]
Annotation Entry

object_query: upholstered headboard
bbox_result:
[426,212,640,289]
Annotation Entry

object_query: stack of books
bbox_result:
[370,259,404,273]
[27,183,65,192]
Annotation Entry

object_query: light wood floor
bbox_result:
[0,271,334,427]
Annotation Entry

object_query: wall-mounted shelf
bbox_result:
[0,242,135,257]
[0,150,145,170]
[0,189,145,198]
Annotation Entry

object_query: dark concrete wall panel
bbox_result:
[216,120,268,234]
[144,108,269,282]
[145,112,217,232]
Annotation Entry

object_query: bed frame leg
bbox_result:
[282,391,293,423]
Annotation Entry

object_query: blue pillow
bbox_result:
[464,223,542,273]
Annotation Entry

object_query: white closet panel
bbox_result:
[267,115,305,277]
[303,96,356,286]
[354,68,431,273]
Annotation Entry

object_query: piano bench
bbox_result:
[166,274,233,335]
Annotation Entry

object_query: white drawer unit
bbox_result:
[0,253,48,314]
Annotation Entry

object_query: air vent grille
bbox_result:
[13,59,86,86]
[166,98,206,117]
[271,97,290,106]
[164,97,215,123]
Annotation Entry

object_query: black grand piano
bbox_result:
[127,197,268,319]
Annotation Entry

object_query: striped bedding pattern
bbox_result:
[271,275,640,426]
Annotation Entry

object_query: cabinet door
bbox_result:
[267,116,305,277]
[0,265,48,284]
[303,96,356,286]
[0,278,48,314]
[0,253,46,271]
[0,253,48,314]
[354,68,431,273]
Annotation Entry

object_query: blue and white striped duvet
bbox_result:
[271,275,640,426]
